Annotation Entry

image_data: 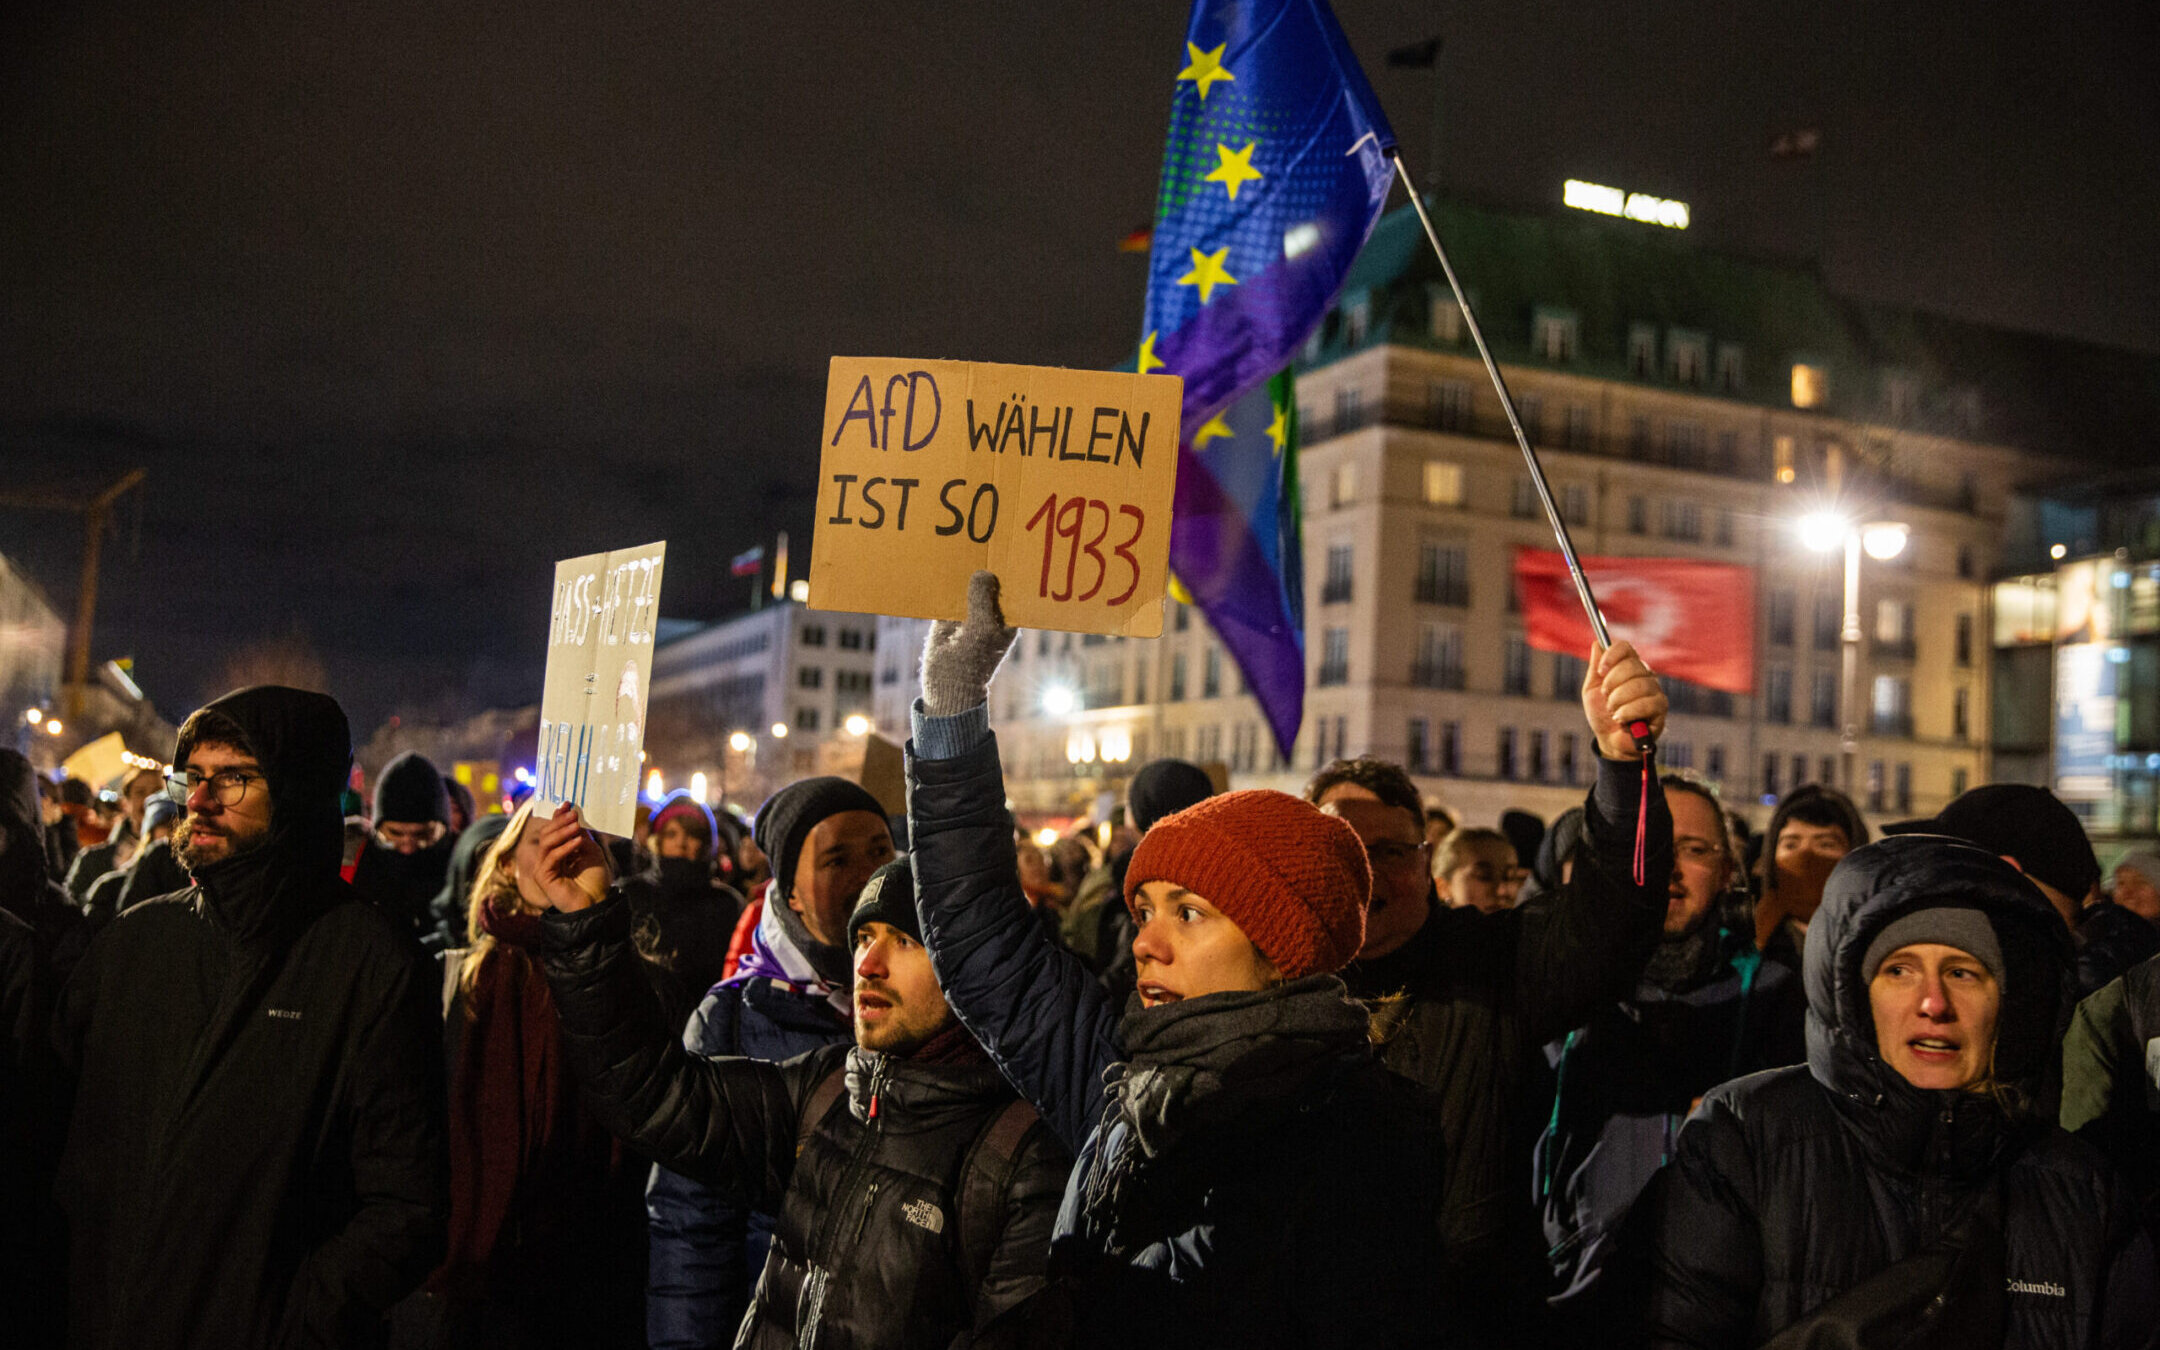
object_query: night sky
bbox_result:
[4,0,2154,733]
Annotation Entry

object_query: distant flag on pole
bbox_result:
[1118,225,1155,254]
[1140,0,1396,758]
[729,545,765,578]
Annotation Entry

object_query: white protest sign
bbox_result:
[533,540,666,837]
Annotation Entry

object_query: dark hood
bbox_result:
[432,813,512,931]
[0,748,51,901]
[373,750,451,826]
[176,686,353,941]
[1805,834,2073,1154]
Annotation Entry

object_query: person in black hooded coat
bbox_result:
[354,750,458,939]
[1621,833,2159,1349]
[0,748,92,998]
[53,687,449,1350]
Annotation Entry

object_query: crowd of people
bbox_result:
[4,568,2160,1348]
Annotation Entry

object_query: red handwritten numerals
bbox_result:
[1024,493,1145,606]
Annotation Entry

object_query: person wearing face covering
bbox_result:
[1619,834,2158,1348]
[354,751,459,939]
[52,687,447,1349]
[425,814,514,950]
[615,791,744,1022]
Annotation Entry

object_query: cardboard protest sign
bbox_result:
[809,357,1182,637]
[533,541,666,837]
[63,732,131,788]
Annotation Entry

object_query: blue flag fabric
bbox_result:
[1140,0,1395,758]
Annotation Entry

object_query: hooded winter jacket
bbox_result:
[906,717,1450,1349]
[53,687,449,1350]
[537,896,1072,1349]
[1623,834,2159,1349]
[2061,949,2160,1234]
[0,749,91,996]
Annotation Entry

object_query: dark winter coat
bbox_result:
[538,897,1071,1350]
[63,832,126,902]
[1340,755,1671,1303]
[2062,949,2160,1233]
[2076,901,2160,1000]
[907,729,1450,1349]
[617,862,745,1019]
[646,968,851,1350]
[0,749,91,1000]
[53,687,449,1350]
[1623,834,2159,1349]
[82,835,191,929]
[354,835,457,939]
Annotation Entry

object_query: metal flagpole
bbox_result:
[1388,150,1653,754]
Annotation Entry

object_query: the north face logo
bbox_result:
[902,1199,944,1233]
[2007,1278,2067,1297]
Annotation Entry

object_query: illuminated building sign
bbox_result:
[1563,179,1691,230]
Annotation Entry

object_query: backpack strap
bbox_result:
[955,1096,1043,1309]
[795,1064,850,1160]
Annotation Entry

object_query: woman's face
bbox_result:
[1129,881,1278,1007]
[506,822,551,913]
[1867,942,2001,1091]
[1443,841,1517,913]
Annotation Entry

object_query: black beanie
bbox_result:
[848,856,918,944]
[754,777,888,900]
[373,751,451,826]
[1128,759,1215,833]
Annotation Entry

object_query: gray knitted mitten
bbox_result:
[920,571,1019,716]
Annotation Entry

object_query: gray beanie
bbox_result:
[2113,850,2160,889]
[1861,906,2005,990]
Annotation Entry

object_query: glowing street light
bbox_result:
[1041,685,1077,716]
[843,713,871,737]
[771,722,789,739]
[728,730,753,753]
[689,772,709,804]
[2051,543,2069,561]
[1797,511,1847,555]
[645,768,665,800]
[1861,522,1909,561]
[1033,827,1060,848]
[44,719,62,736]
[23,708,41,725]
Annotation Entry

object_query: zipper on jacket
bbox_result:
[810,1056,889,1260]
[853,1181,881,1241]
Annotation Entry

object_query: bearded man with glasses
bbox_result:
[52,686,448,1350]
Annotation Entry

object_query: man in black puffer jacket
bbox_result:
[531,844,1071,1349]
[54,687,448,1349]
[1621,834,2158,1348]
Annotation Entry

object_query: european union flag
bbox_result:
[1140,0,1395,759]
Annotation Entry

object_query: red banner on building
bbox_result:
[1513,548,1756,694]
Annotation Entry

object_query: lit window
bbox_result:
[1330,460,1357,508]
[1534,309,1579,363]
[1791,363,1827,408]
[1773,435,1796,484]
[1422,461,1464,506]
[1427,285,1463,343]
[1628,324,1658,378]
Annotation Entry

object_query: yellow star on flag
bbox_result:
[1137,331,1165,375]
[1265,402,1289,455]
[1177,245,1238,304]
[1176,43,1235,101]
[1205,142,1263,201]
[1192,413,1234,449]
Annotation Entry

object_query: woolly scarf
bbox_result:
[721,879,854,1017]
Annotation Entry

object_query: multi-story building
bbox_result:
[646,599,881,810]
[984,197,2118,829]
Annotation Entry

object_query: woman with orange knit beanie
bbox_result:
[903,573,1643,1347]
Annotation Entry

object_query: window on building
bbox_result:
[1626,496,1648,535]
[838,628,864,650]
[796,707,821,731]
[1871,675,1912,735]
[1707,744,1726,781]
[1413,624,1465,689]
[1866,760,1885,813]
[1561,483,1590,526]
[1792,755,1809,790]
[1133,657,1147,704]
[1875,599,1915,653]
[1428,380,1471,432]
[1820,756,1837,788]
[1669,331,1707,386]
[1427,285,1463,343]
[1407,717,1431,773]
[1169,652,1187,701]
[836,670,872,694]
[1333,386,1365,433]
[1955,613,1973,666]
[1552,651,1588,700]
[1791,362,1827,409]
[1503,633,1532,695]
[1423,460,1465,506]
[1883,373,1918,422]
[1534,309,1579,362]
[1560,733,1580,785]
[1951,766,1969,797]
[1659,500,1703,542]
[1894,763,1912,813]
[1173,603,1190,633]
[1665,419,1706,468]
[1563,403,1592,449]
[1202,646,1222,698]
[798,666,823,689]
[1953,687,1970,741]
[1665,741,1695,770]
[1510,477,1539,519]
[1415,542,1471,606]
[800,624,827,647]
[1957,544,1975,579]
[1814,594,1840,651]
[1773,435,1797,484]
[1714,429,1741,473]
[1322,544,1354,604]
[1529,730,1549,781]
[1768,589,1796,645]
[1330,459,1357,508]
[1762,753,1781,798]
[1811,670,1837,728]
[1498,727,1519,780]
[1766,666,1793,724]
[1714,508,1735,546]
[1517,395,1545,446]
[1038,630,1052,655]
[1343,292,1371,347]
[1628,324,1658,378]
[1317,628,1349,686]
[1440,721,1461,774]
[1715,343,1744,391]
[1629,415,1652,459]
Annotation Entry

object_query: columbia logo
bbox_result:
[2007,1279,2066,1298]
[902,1199,944,1234]
[266,1009,303,1020]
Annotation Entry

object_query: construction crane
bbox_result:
[0,468,147,721]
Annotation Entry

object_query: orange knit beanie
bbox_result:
[1123,789,1371,979]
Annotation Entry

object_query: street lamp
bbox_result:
[1041,685,1077,716]
[728,730,753,753]
[1799,513,1907,796]
[843,713,871,737]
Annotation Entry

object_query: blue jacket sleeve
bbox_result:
[906,708,1121,1156]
